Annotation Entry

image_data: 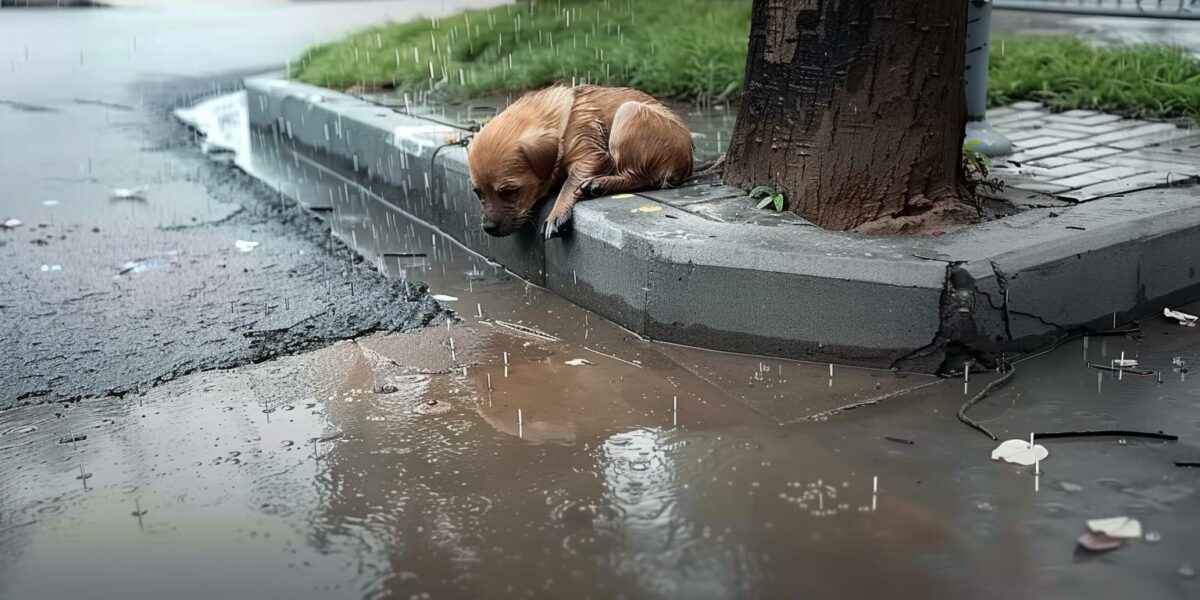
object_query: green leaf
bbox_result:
[748,185,774,199]
[772,193,784,212]
[755,196,774,210]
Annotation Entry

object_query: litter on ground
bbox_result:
[990,438,1048,466]
[1164,307,1198,326]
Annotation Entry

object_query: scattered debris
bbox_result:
[611,193,635,199]
[110,187,147,201]
[1175,461,1200,468]
[412,398,452,415]
[1164,307,1198,327]
[1172,357,1189,373]
[1077,532,1124,552]
[58,434,87,444]
[884,436,914,445]
[42,200,59,206]
[1,218,20,229]
[1088,363,1155,376]
[582,345,644,369]
[633,204,662,213]
[39,264,62,272]
[234,240,259,253]
[1090,325,1141,336]
[1110,354,1138,368]
[1087,516,1143,539]
[1059,481,1084,492]
[958,360,1015,440]
[1035,430,1177,441]
[118,252,178,276]
[564,358,594,366]
[991,438,1048,466]
[493,320,560,342]
[432,294,459,302]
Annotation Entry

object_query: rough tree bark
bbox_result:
[724,0,976,234]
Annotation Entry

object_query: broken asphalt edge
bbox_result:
[240,76,1200,375]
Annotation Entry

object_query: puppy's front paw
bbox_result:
[542,212,573,240]
[578,178,607,199]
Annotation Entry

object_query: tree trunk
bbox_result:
[724,0,976,234]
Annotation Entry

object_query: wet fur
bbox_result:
[467,85,694,238]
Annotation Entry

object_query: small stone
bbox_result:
[1145,531,1162,543]
[1059,481,1084,492]
[1180,564,1195,578]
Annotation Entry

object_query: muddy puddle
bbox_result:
[2,91,1199,600]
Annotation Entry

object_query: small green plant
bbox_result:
[962,141,1005,196]
[749,185,785,212]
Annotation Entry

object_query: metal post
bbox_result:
[964,0,1013,156]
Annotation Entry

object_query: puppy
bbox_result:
[467,85,694,238]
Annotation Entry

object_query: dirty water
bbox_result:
[3,93,1200,600]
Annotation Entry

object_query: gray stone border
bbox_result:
[245,77,1200,374]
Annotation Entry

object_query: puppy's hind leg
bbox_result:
[580,101,695,198]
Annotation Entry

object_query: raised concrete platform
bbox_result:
[243,76,1200,374]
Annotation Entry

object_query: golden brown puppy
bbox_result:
[467,85,694,238]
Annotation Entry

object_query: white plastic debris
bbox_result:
[39,264,62,272]
[990,439,1049,466]
[564,358,594,366]
[234,240,259,253]
[1164,307,1198,327]
[43,200,59,207]
[432,294,459,302]
[1087,516,1143,540]
[1112,358,1138,368]
[111,187,147,201]
[2,218,21,229]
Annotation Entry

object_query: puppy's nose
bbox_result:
[481,219,500,235]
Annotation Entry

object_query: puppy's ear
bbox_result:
[519,130,560,180]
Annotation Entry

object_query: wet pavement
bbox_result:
[3,3,1200,599]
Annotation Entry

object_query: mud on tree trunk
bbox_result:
[723,0,977,234]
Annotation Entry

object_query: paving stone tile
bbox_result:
[1026,156,1080,168]
[1048,166,1142,189]
[1056,171,1186,201]
[1060,146,1124,160]
[1017,139,1095,160]
[1109,131,1200,151]
[1101,156,1200,177]
[1032,161,1107,179]
[1060,109,1100,118]
[991,110,1048,126]
[1033,121,1124,135]
[1117,148,1200,166]
[1013,136,1068,150]
[1009,101,1044,110]
[1009,180,1070,193]
[1089,122,1180,145]
[1043,113,1125,127]
[1027,127,1089,140]
[1004,129,1049,142]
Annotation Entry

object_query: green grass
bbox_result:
[989,36,1200,123]
[292,0,749,103]
[291,0,1200,123]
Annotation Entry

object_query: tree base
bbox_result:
[850,194,979,236]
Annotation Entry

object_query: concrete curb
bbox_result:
[245,77,1200,374]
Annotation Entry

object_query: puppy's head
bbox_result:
[467,129,558,236]
[467,89,570,236]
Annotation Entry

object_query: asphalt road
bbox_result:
[0,1,502,407]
